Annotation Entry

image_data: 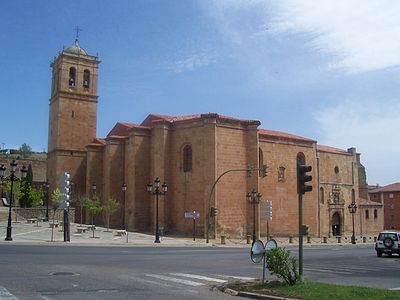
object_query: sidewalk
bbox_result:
[0,215,375,247]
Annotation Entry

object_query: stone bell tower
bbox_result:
[47,38,100,196]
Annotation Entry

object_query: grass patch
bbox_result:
[228,281,400,300]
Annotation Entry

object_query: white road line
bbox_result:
[304,268,351,275]
[214,275,255,281]
[390,287,400,291]
[169,273,227,283]
[0,287,19,300]
[145,274,204,286]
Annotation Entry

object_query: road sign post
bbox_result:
[250,239,278,283]
[184,211,200,241]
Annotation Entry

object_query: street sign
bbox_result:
[184,211,200,219]
[260,201,272,209]
[250,240,265,264]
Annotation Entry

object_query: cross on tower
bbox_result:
[74,26,82,44]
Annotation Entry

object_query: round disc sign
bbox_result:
[250,240,265,264]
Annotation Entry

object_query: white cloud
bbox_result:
[165,52,217,74]
[315,99,400,185]
[269,0,400,73]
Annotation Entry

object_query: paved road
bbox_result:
[0,244,399,299]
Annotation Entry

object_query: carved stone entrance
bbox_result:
[332,212,341,236]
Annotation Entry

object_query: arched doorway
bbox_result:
[332,212,341,236]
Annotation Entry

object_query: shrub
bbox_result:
[266,247,299,285]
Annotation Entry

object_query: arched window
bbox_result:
[374,209,378,219]
[69,67,76,87]
[296,152,306,165]
[320,187,324,204]
[83,69,90,88]
[183,145,192,172]
[366,209,369,219]
[259,148,264,177]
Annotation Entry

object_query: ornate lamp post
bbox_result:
[348,202,357,245]
[121,183,127,229]
[1,160,28,241]
[44,180,50,221]
[147,177,167,243]
[91,183,97,198]
[246,189,262,243]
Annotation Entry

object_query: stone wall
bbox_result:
[14,207,75,223]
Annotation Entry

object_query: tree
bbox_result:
[50,188,63,242]
[266,247,299,285]
[19,143,32,158]
[83,196,103,238]
[102,197,120,232]
[19,164,36,208]
[74,195,85,226]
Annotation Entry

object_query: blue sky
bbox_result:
[1,0,399,185]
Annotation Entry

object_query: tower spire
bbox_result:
[74,26,82,45]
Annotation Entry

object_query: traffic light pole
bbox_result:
[298,193,303,277]
[206,166,268,243]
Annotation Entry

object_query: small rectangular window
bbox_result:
[365,209,369,219]
[72,111,75,118]
[389,193,394,199]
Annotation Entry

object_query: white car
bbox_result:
[375,231,400,257]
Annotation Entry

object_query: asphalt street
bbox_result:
[0,244,399,299]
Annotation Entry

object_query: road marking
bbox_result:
[304,268,351,275]
[145,274,204,286]
[214,275,255,281]
[390,287,400,290]
[169,273,227,283]
[0,287,19,299]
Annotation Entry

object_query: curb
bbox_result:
[218,284,298,300]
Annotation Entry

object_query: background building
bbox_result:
[369,183,400,230]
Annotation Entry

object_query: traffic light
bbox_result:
[259,164,268,178]
[210,207,219,217]
[297,164,313,194]
[60,172,71,205]
[301,224,309,236]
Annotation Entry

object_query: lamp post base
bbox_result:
[5,227,12,241]
[351,236,356,244]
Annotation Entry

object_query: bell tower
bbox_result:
[47,38,100,196]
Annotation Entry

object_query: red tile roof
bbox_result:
[258,129,315,142]
[317,145,350,154]
[107,122,149,137]
[369,182,400,193]
[141,113,260,126]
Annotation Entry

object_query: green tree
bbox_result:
[83,196,103,238]
[50,188,63,242]
[30,186,44,207]
[18,143,32,158]
[19,164,34,207]
[102,197,120,232]
[3,180,22,206]
[266,247,299,285]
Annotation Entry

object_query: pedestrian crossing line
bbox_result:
[304,267,351,275]
[0,287,19,300]
[169,273,227,283]
[213,275,256,281]
[390,287,400,291]
[145,274,204,286]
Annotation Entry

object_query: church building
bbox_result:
[47,40,383,240]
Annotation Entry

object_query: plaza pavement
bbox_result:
[0,208,375,247]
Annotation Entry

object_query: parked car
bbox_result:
[375,231,400,257]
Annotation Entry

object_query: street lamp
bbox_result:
[246,189,262,243]
[1,160,28,241]
[91,183,97,198]
[147,177,167,243]
[348,202,357,244]
[121,183,127,230]
[43,180,50,221]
